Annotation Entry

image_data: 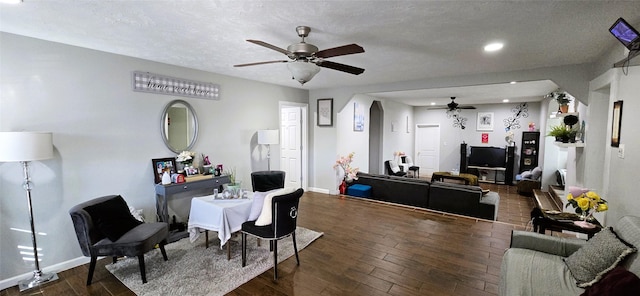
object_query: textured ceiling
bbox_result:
[1,0,639,106]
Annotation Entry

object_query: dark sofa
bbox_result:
[429,181,499,220]
[351,172,499,220]
[351,172,430,208]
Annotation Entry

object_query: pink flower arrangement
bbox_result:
[334,152,359,182]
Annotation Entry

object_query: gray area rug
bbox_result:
[106,226,323,296]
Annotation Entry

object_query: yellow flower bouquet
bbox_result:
[566,188,607,227]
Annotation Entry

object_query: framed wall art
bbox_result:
[611,100,623,147]
[152,157,176,184]
[477,112,494,131]
[317,98,333,126]
[354,102,364,131]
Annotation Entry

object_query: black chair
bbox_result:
[251,170,286,192]
[69,195,169,285]
[401,156,420,178]
[241,188,304,280]
[384,160,407,177]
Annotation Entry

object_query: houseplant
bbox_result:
[547,124,570,142]
[547,91,572,113]
[223,167,241,192]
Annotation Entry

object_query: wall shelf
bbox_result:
[554,142,585,148]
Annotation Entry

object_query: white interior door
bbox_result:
[415,124,440,176]
[280,106,302,188]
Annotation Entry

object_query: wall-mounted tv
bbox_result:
[468,146,506,168]
[609,17,640,50]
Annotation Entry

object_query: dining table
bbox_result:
[187,193,253,259]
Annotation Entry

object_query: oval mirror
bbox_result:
[161,100,198,153]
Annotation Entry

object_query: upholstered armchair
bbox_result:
[69,195,169,285]
[384,160,407,177]
[516,167,542,196]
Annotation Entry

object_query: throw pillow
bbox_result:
[520,171,533,179]
[254,187,297,226]
[388,160,401,173]
[248,189,280,221]
[530,166,542,180]
[84,195,143,241]
[580,266,640,296]
[564,227,637,288]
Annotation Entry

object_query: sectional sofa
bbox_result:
[351,172,499,220]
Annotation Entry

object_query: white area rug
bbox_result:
[105,227,323,296]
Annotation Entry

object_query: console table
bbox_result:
[155,175,230,241]
[468,166,506,184]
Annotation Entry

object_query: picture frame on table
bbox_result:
[317,98,333,126]
[151,157,176,184]
[185,167,200,176]
[477,112,494,131]
[611,100,623,147]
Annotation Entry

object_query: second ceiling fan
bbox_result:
[428,97,477,111]
[234,26,365,85]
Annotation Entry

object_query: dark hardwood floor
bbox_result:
[1,182,534,296]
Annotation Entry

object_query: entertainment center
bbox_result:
[461,144,515,185]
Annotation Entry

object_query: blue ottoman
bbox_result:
[347,184,372,198]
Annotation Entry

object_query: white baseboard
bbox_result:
[307,187,330,194]
[0,256,90,291]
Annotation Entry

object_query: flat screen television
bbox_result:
[468,146,506,168]
[609,17,640,50]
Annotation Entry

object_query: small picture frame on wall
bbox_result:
[317,98,333,126]
[611,100,623,147]
[477,112,494,131]
[152,157,176,184]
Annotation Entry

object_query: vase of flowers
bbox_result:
[566,188,608,228]
[334,152,359,194]
[176,150,195,173]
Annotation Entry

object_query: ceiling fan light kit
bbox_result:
[235,25,365,85]
[287,61,321,85]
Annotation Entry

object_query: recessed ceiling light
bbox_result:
[503,99,510,103]
[510,81,517,84]
[430,102,436,106]
[484,42,504,52]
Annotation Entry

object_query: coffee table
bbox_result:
[187,194,253,259]
[431,172,479,185]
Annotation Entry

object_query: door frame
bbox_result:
[279,101,308,190]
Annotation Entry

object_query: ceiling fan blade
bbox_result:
[246,40,291,55]
[317,60,365,75]
[233,60,289,67]
[315,44,365,58]
[458,106,477,109]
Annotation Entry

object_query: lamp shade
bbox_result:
[0,132,53,162]
[258,130,279,145]
[287,61,320,85]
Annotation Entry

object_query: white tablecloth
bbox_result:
[187,194,253,249]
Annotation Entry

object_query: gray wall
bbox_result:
[0,33,308,281]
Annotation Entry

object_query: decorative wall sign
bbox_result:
[481,133,489,143]
[317,98,333,126]
[504,103,529,131]
[611,100,623,147]
[477,112,494,131]
[132,71,220,100]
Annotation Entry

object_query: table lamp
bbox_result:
[0,132,58,291]
[257,130,279,171]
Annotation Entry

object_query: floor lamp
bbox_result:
[257,130,279,171]
[0,132,58,291]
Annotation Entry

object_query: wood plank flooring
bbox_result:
[1,183,532,296]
